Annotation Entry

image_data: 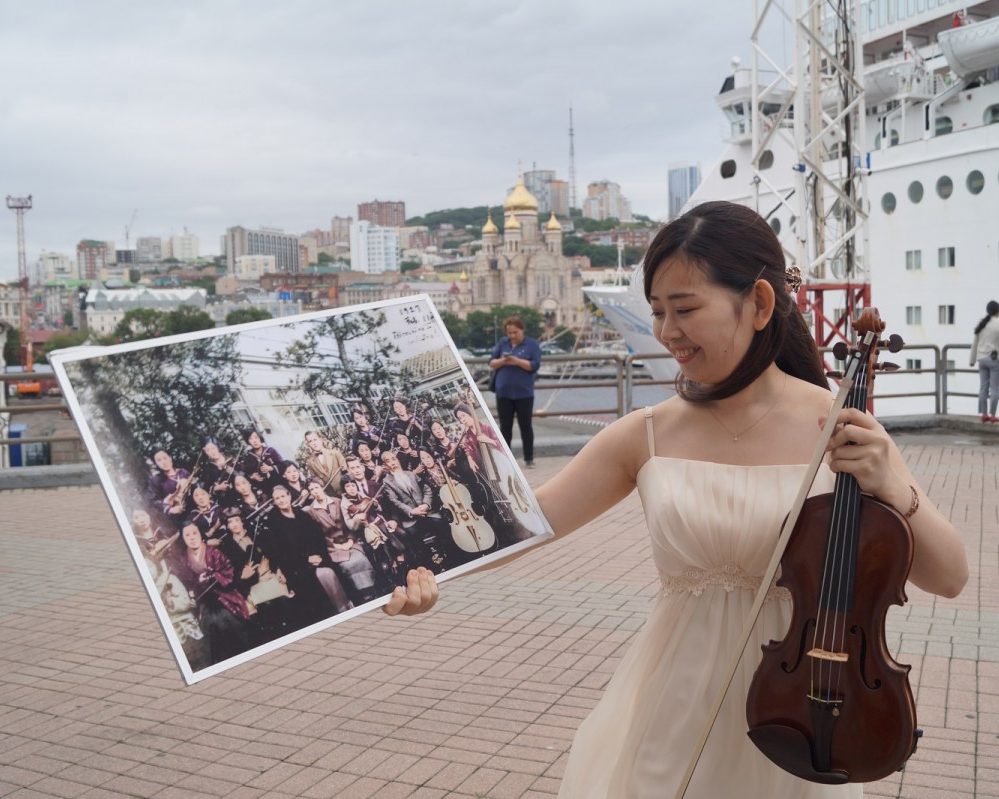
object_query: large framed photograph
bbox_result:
[50,295,552,684]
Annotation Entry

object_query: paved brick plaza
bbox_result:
[0,435,996,798]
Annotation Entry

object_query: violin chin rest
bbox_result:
[747,725,850,785]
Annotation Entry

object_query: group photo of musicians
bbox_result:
[131,390,545,673]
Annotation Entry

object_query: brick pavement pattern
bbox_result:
[0,437,995,798]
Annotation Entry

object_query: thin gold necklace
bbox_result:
[706,372,787,441]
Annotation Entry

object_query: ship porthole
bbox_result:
[721,160,737,179]
[966,170,985,195]
[769,218,782,235]
[935,116,953,136]
[759,150,774,170]
[907,181,923,203]
[936,176,953,199]
[881,193,897,215]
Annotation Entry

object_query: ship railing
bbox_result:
[0,344,981,472]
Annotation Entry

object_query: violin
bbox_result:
[676,309,916,797]
[744,309,917,783]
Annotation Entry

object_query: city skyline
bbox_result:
[0,1,760,281]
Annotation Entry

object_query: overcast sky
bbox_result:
[0,1,762,281]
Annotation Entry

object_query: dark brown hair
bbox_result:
[974,300,999,335]
[642,201,827,402]
[502,315,525,331]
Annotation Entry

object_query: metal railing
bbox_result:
[0,343,982,470]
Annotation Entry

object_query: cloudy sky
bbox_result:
[0,1,765,281]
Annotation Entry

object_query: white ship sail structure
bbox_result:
[588,0,999,415]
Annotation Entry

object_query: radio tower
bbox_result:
[568,106,578,212]
[6,195,33,372]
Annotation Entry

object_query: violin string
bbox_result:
[828,363,863,698]
[834,357,870,697]
[813,357,865,701]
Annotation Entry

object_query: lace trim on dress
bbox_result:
[659,563,791,602]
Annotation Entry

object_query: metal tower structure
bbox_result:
[5,195,33,371]
[568,106,578,211]
[749,0,870,348]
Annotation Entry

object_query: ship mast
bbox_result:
[751,0,870,346]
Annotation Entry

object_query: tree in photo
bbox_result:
[276,311,420,437]
[69,335,244,496]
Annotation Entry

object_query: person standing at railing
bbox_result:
[970,299,999,423]
[489,315,542,468]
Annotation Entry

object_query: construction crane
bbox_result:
[5,195,38,396]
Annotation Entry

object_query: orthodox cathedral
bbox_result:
[458,176,583,329]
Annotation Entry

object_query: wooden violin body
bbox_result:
[745,492,917,783]
[745,308,919,784]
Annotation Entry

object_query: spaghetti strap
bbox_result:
[643,406,656,458]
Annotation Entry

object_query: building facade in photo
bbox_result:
[522,169,570,217]
[668,163,701,220]
[166,231,200,262]
[37,251,77,283]
[76,240,117,280]
[330,216,353,244]
[357,200,406,228]
[582,180,633,222]
[81,287,208,337]
[225,226,300,274]
[349,220,400,274]
[234,254,277,281]
[135,236,163,263]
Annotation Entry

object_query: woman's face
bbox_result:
[182,525,203,549]
[419,451,435,469]
[431,421,445,439]
[309,483,325,501]
[234,474,251,494]
[192,487,211,507]
[248,432,262,449]
[357,443,372,461]
[203,441,221,459]
[153,450,172,471]
[648,257,762,388]
[393,400,407,416]
[457,410,473,427]
[397,433,410,449]
[344,482,358,497]
[284,465,300,483]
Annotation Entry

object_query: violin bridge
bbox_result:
[807,648,849,662]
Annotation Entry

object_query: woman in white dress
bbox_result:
[384,201,968,798]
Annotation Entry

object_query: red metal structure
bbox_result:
[5,195,37,395]
[797,281,871,351]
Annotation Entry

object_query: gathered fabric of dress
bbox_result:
[558,408,862,799]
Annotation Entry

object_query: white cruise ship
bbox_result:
[587,0,999,415]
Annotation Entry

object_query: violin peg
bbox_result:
[826,370,844,379]
[879,361,901,372]
[831,342,850,361]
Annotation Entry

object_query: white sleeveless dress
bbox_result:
[557,409,863,799]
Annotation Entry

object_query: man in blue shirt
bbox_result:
[489,316,542,468]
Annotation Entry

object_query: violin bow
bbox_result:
[673,332,874,799]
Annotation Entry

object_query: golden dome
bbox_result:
[481,213,498,235]
[545,213,562,231]
[503,176,539,212]
[504,213,521,231]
